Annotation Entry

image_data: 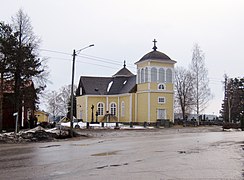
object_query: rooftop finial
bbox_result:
[153,39,157,51]
[123,60,126,68]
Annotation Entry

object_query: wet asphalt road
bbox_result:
[0,127,243,180]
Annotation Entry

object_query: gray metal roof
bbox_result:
[77,75,136,96]
[113,67,134,77]
[136,50,173,63]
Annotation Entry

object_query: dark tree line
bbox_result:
[220,76,244,123]
[0,9,48,132]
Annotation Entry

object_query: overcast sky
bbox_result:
[1,0,243,115]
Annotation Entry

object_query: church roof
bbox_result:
[77,75,136,96]
[113,61,134,77]
[139,50,171,61]
[135,39,176,64]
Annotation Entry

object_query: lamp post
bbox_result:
[70,44,94,136]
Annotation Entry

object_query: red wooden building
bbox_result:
[2,80,36,131]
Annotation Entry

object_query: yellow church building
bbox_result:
[76,40,176,124]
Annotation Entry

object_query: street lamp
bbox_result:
[70,44,94,135]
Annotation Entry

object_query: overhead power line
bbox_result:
[39,48,136,68]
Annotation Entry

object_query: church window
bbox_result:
[151,67,157,82]
[110,102,116,116]
[159,68,165,83]
[97,102,104,116]
[166,69,173,83]
[158,83,165,90]
[141,68,145,83]
[145,67,148,82]
[158,97,165,104]
[137,69,141,83]
[121,101,125,117]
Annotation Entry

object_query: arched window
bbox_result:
[137,69,141,84]
[159,68,165,83]
[141,68,144,83]
[110,103,116,116]
[158,83,165,90]
[166,69,173,83]
[151,67,157,82]
[145,67,148,82]
[121,101,125,117]
[97,102,104,116]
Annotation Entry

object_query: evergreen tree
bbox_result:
[220,77,244,123]
[10,9,47,128]
[0,22,18,132]
[0,9,48,130]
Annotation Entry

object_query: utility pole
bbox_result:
[70,44,94,136]
[70,49,76,133]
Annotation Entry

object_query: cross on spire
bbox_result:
[153,39,157,51]
[123,60,126,68]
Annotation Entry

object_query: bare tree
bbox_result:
[175,66,195,120]
[190,43,211,123]
[45,85,77,119]
[46,91,62,119]
[57,85,74,116]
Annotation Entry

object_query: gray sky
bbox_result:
[1,0,244,115]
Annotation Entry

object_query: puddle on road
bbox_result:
[72,144,89,147]
[177,150,200,154]
[39,145,61,148]
[91,150,120,156]
[155,150,164,153]
[96,162,128,169]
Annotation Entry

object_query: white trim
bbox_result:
[85,96,88,122]
[135,59,177,65]
[118,97,120,122]
[148,92,150,123]
[85,93,132,98]
[172,69,175,122]
[135,93,137,122]
[130,94,132,122]
[137,90,174,94]
[106,96,108,111]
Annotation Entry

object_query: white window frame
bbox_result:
[110,102,117,116]
[151,67,157,82]
[159,68,165,83]
[158,97,166,104]
[141,68,145,83]
[166,68,173,83]
[97,102,104,116]
[145,67,148,82]
[137,69,141,84]
[158,83,166,90]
